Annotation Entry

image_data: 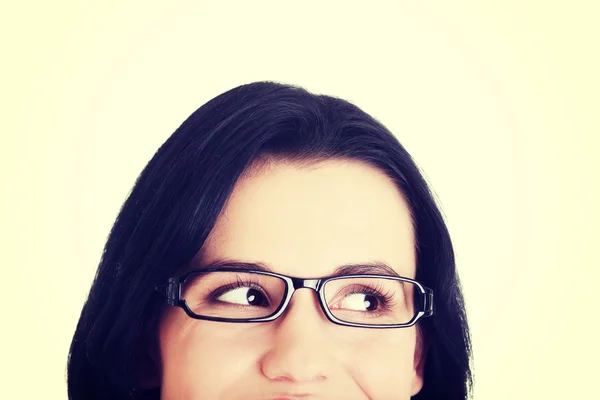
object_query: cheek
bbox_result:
[159,313,266,399]
[158,309,420,400]
[345,328,418,398]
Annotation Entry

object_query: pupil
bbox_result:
[364,295,378,311]
[247,288,263,305]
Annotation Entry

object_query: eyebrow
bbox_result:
[196,258,402,278]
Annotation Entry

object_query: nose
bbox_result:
[260,289,333,383]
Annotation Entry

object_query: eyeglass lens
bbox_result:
[181,271,419,325]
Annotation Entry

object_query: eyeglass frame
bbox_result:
[155,267,434,329]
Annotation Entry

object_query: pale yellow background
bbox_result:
[1,1,598,398]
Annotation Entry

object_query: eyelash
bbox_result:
[346,283,397,310]
[207,278,271,305]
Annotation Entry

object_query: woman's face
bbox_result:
[156,159,424,400]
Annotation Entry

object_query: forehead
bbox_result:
[198,158,416,278]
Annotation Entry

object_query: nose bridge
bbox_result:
[280,278,328,326]
[287,278,324,314]
[283,277,326,322]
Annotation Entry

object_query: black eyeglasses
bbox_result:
[155,268,434,329]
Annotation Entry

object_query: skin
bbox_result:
[155,158,425,400]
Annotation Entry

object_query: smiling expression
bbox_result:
[156,158,425,400]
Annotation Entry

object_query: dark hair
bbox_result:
[67,81,473,399]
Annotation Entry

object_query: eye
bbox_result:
[216,287,269,307]
[335,292,381,312]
